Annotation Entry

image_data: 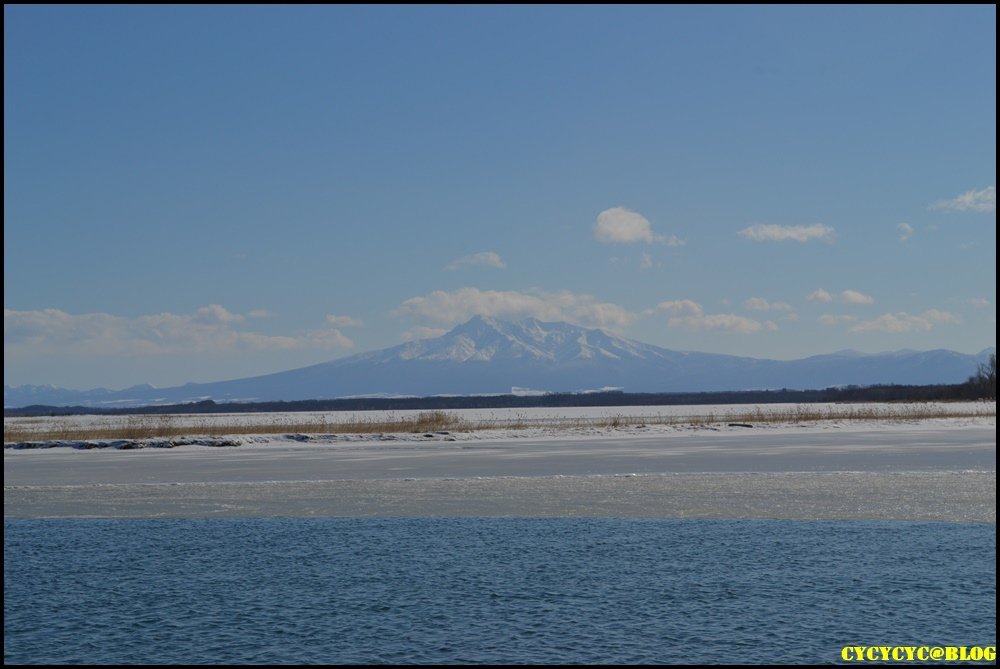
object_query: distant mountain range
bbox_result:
[4,315,995,408]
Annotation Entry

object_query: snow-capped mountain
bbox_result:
[358,316,680,364]
[4,316,994,407]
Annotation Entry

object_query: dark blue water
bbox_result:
[4,518,995,664]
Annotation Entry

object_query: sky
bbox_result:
[4,5,996,391]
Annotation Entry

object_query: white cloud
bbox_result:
[248,309,274,319]
[400,326,448,342]
[743,297,793,312]
[445,251,507,271]
[305,328,354,349]
[652,300,766,334]
[967,298,991,308]
[653,299,704,318]
[325,314,364,328]
[639,252,653,270]
[669,313,765,334]
[594,207,664,245]
[192,304,245,325]
[839,289,874,305]
[897,223,914,242]
[817,314,858,326]
[930,185,995,213]
[806,289,834,303]
[849,310,959,334]
[664,235,686,248]
[807,289,873,305]
[3,306,354,357]
[394,288,636,331]
[738,224,835,242]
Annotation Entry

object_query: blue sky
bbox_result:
[4,5,996,390]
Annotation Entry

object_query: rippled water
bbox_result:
[4,519,996,664]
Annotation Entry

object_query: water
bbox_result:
[4,518,995,664]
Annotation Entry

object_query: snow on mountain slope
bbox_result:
[352,316,676,364]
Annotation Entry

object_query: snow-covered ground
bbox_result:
[4,401,994,444]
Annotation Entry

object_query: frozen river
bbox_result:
[5,422,994,521]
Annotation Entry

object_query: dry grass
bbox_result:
[3,410,460,443]
[4,404,994,444]
[725,404,994,424]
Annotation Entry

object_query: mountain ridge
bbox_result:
[4,316,995,408]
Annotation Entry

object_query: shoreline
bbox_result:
[6,402,993,447]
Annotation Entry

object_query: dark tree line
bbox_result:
[967,353,996,400]
[6,371,996,418]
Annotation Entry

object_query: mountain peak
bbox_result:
[391,316,665,365]
[449,314,504,333]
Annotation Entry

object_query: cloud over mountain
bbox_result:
[394,288,636,330]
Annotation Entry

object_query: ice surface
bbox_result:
[4,404,994,521]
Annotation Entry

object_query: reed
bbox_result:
[4,403,994,444]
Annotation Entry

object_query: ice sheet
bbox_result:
[5,414,995,521]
